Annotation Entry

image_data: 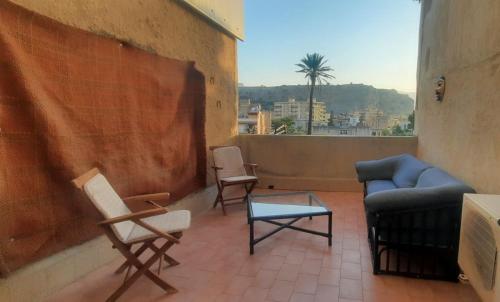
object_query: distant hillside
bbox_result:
[239,84,415,115]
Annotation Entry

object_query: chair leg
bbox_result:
[148,233,183,269]
[217,185,227,215]
[122,264,132,285]
[107,240,178,302]
[244,181,256,203]
[213,192,221,208]
[116,236,183,274]
[157,256,163,275]
[115,241,152,274]
[216,181,257,216]
[220,199,227,215]
[164,254,180,267]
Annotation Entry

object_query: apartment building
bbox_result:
[273,97,330,128]
[239,100,272,134]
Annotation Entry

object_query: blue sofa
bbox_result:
[355,154,475,280]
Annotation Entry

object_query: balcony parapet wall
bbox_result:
[237,135,418,192]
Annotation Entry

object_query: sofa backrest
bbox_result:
[416,167,465,188]
[392,154,432,188]
[415,167,476,203]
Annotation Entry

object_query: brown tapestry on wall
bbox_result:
[0,1,206,276]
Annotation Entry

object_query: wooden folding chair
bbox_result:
[210,145,258,215]
[72,168,191,302]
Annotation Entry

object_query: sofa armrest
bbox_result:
[364,185,472,214]
[355,156,400,182]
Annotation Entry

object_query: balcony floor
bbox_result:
[46,191,480,302]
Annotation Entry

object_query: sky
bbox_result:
[238,0,421,92]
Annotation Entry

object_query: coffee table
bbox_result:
[247,192,332,254]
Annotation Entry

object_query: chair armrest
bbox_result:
[209,145,231,151]
[123,192,170,210]
[355,156,400,182]
[133,220,181,244]
[98,208,167,226]
[98,207,181,244]
[364,185,469,214]
[244,163,258,176]
[123,192,170,203]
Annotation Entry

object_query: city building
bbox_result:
[358,107,390,129]
[327,109,415,137]
[273,97,330,128]
[331,112,360,128]
[389,114,411,130]
[238,100,272,134]
[238,98,252,117]
[319,112,385,136]
[0,1,496,301]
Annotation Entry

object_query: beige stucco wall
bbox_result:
[9,0,239,178]
[416,0,500,193]
[1,0,237,300]
[237,135,418,192]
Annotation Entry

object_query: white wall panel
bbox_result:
[180,0,244,40]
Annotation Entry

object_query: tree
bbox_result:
[391,124,406,136]
[272,117,296,134]
[296,53,334,135]
[408,111,415,131]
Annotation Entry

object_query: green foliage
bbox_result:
[295,53,335,85]
[408,111,415,130]
[390,122,414,136]
[391,124,406,136]
[272,117,296,134]
[296,53,335,135]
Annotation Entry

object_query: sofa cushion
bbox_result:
[355,155,400,182]
[366,180,397,195]
[416,167,463,188]
[392,155,431,188]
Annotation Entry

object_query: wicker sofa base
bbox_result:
[355,154,475,281]
[367,204,461,281]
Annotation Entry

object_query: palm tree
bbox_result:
[296,53,334,135]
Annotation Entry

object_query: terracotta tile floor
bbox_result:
[46,191,480,302]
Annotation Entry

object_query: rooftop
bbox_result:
[46,191,479,302]
[0,0,498,301]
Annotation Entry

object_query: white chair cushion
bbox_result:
[125,210,191,244]
[220,175,258,183]
[213,146,247,179]
[83,174,134,242]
